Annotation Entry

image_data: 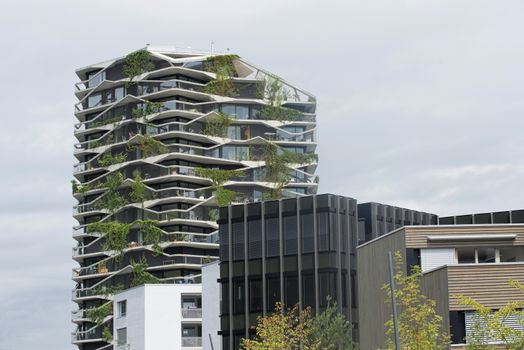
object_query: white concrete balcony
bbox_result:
[181,308,202,319]
[182,337,202,348]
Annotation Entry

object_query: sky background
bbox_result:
[1,0,523,349]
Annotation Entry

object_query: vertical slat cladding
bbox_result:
[279,199,284,307]
[228,205,233,349]
[404,225,524,248]
[420,267,450,335]
[243,203,249,338]
[313,195,319,315]
[261,203,266,316]
[357,230,406,350]
[336,196,343,314]
[447,264,524,310]
[297,198,303,313]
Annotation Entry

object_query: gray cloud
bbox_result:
[0,0,523,349]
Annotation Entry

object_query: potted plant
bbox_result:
[98,261,108,274]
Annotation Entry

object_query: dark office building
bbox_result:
[439,209,524,225]
[217,194,358,350]
[357,202,438,243]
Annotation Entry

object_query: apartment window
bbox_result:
[477,248,496,263]
[266,277,280,312]
[248,219,262,259]
[283,215,298,255]
[233,281,245,314]
[249,279,263,312]
[265,217,279,257]
[301,213,314,253]
[500,246,524,262]
[116,327,127,346]
[457,248,476,264]
[284,275,299,308]
[117,300,126,318]
[87,93,102,108]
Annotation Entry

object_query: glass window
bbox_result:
[233,281,245,314]
[284,275,299,308]
[500,246,524,262]
[248,220,262,259]
[301,214,314,253]
[302,273,316,310]
[477,248,496,263]
[115,87,124,100]
[283,216,298,255]
[232,222,244,260]
[236,105,249,119]
[457,248,475,264]
[319,272,337,307]
[265,218,279,257]
[266,277,280,312]
[116,327,127,346]
[117,300,126,317]
[87,93,102,108]
[317,212,329,252]
[249,279,263,312]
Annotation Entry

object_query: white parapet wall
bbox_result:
[113,284,202,350]
[202,261,221,350]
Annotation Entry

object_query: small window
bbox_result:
[116,327,127,346]
[477,248,496,263]
[117,300,127,318]
[500,247,524,262]
[457,248,475,264]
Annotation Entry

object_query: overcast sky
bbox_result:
[0,0,523,349]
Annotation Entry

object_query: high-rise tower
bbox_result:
[71,46,317,350]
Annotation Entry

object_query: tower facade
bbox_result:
[71,47,317,349]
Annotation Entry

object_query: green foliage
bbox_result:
[383,252,450,350]
[203,55,239,97]
[102,326,113,343]
[131,256,161,286]
[127,134,169,158]
[89,221,131,256]
[130,171,147,205]
[261,143,316,199]
[203,112,233,137]
[93,284,124,298]
[194,167,245,206]
[71,179,78,193]
[89,115,123,129]
[259,105,302,122]
[97,152,127,167]
[123,49,154,85]
[458,279,524,349]
[86,302,112,325]
[208,209,218,222]
[241,303,320,350]
[310,297,357,350]
[136,220,163,256]
[131,101,163,119]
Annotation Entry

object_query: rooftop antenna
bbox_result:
[211,41,214,53]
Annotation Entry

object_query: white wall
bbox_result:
[420,248,456,272]
[202,261,221,350]
[113,284,202,350]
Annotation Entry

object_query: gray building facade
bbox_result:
[217,194,358,349]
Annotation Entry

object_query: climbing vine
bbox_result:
[92,172,127,213]
[89,221,131,257]
[136,220,163,256]
[194,167,245,206]
[97,152,127,167]
[131,256,161,286]
[123,49,154,85]
[131,101,163,120]
[203,112,233,137]
[257,75,302,122]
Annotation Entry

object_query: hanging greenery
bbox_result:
[123,49,154,85]
[131,256,161,286]
[194,167,245,207]
[135,219,163,256]
[203,55,239,97]
[203,112,233,137]
[92,284,124,298]
[89,221,131,256]
[127,135,169,158]
[97,152,128,167]
[130,170,147,204]
[102,327,113,343]
[256,75,302,122]
[258,105,301,122]
[86,302,112,325]
[262,143,318,200]
[131,101,163,119]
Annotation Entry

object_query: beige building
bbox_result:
[357,224,524,349]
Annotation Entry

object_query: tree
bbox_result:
[458,279,524,350]
[383,252,450,350]
[310,297,357,350]
[241,303,320,350]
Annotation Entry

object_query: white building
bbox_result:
[202,261,221,350]
[112,284,202,350]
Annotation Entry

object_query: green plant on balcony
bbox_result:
[136,219,163,256]
[89,221,131,257]
[262,143,318,199]
[203,54,239,97]
[86,302,112,325]
[71,179,79,193]
[102,326,113,342]
[208,209,218,222]
[203,112,233,137]
[256,75,302,122]
[194,167,245,207]
[131,256,161,286]
[123,49,154,86]
[92,284,124,298]
[97,152,128,167]
[127,134,168,158]
[131,101,163,120]
[88,139,100,149]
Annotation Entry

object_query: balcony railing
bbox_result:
[181,308,202,319]
[182,337,202,347]
[71,327,102,342]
